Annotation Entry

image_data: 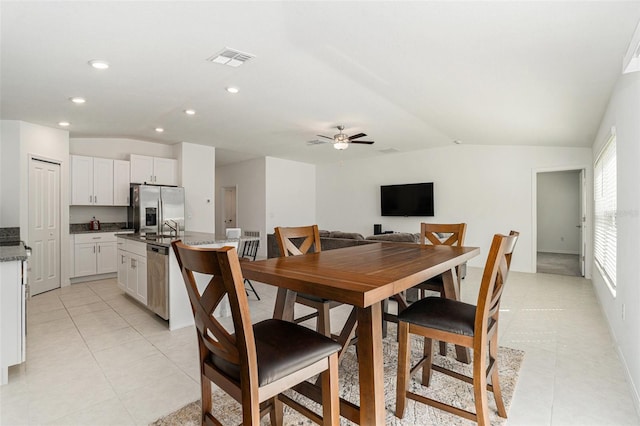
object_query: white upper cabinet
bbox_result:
[71,155,114,205]
[93,157,114,205]
[130,154,177,186]
[113,160,131,206]
[153,157,177,186]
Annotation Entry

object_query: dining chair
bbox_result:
[274,225,342,337]
[239,238,261,300]
[171,241,341,425]
[395,231,519,426]
[415,222,467,297]
[385,223,467,352]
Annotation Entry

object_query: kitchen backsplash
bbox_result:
[0,227,20,241]
[69,222,131,233]
[69,206,127,224]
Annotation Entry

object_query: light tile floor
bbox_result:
[1,268,639,425]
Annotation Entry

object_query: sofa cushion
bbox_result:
[365,232,418,243]
[319,229,331,237]
[329,231,364,240]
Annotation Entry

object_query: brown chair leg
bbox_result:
[321,353,340,425]
[317,304,331,337]
[201,375,212,424]
[421,337,433,386]
[270,397,284,426]
[473,353,490,426]
[395,321,411,418]
[490,331,507,417]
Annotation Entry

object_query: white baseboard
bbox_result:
[537,249,580,255]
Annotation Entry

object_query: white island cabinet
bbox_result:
[117,233,237,331]
[1,252,27,385]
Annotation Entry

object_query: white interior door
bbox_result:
[222,186,237,233]
[29,158,61,295]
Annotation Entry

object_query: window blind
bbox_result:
[594,136,617,289]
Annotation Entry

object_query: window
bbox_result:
[594,133,617,292]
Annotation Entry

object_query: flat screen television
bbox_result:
[380,182,434,216]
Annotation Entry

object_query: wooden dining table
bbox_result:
[241,242,480,425]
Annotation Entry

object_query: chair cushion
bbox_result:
[297,292,332,303]
[209,319,341,387]
[416,273,444,290]
[398,297,476,337]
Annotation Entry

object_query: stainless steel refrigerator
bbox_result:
[128,184,185,235]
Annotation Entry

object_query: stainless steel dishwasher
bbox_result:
[147,243,169,320]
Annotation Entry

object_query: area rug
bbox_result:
[151,329,524,425]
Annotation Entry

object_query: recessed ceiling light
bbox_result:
[58,121,70,127]
[226,87,239,94]
[88,59,109,70]
[69,97,86,104]
[155,127,164,133]
[453,139,462,145]
[184,109,196,115]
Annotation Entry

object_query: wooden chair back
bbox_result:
[420,222,467,247]
[275,225,322,257]
[171,241,258,388]
[475,231,519,339]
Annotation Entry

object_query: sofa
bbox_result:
[266,230,419,258]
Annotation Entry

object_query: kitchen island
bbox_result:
[116,232,239,330]
[1,241,29,385]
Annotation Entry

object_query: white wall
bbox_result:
[316,144,592,274]
[216,157,267,257]
[537,170,581,254]
[178,142,215,233]
[0,121,21,226]
[0,121,71,285]
[592,70,640,411]
[70,138,176,160]
[265,157,316,231]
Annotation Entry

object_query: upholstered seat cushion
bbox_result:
[210,319,341,387]
[298,292,332,303]
[398,297,477,337]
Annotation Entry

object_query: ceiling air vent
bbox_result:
[207,48,255,67]
[378,148,399,154]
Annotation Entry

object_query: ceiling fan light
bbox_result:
[334,141,349,150]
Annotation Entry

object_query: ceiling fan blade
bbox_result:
[307,139,329,145]
[348,133,367,140]
[317,134,334,140]
[351,140,375,145]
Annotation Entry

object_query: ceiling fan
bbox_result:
[309,125,375,150]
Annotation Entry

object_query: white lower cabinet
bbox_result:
[1,260,25,385]
[74,233,119,277]
[117,237,148,305]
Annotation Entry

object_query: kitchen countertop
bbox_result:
[116,231,239,248]
[0,244,28,262]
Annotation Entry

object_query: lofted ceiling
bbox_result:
[2,1,639,166]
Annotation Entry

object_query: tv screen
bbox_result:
[381,182,434,216]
